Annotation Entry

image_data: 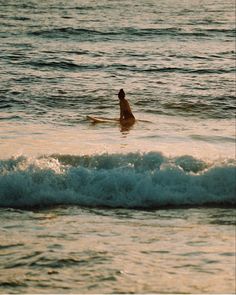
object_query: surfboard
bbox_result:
[87,115,120,123]
[87,115,152,124]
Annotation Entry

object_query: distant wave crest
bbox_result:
[28,26,235,40]
[0,152,235,210]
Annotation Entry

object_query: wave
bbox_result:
[161,99,236,119]
[28,26,235,41]
[25,58,234,75]
[142,67,235,74]
[196,28,236,36]
[0,153,235,210]
[27,60,86,70]
[28,27,181,38]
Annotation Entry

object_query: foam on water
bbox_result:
[0,152,235,210]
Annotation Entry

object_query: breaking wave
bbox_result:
[0,152,235,210]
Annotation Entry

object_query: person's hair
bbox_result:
[118,89,125,97]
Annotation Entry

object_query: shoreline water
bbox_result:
[0,206,235,294]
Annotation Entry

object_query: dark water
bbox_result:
[0,0,235,293]
[0,0,235,126]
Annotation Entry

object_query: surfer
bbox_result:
[87,89,135,130]
[118,89,135,126]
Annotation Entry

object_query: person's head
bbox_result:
[118,89,125,100]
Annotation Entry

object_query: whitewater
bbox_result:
[0,153,235,209]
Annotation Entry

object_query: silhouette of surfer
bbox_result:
[118,89,135,127]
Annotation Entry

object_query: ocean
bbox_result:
[0,0,235,293]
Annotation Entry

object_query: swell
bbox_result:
[0,153,235,210]
[28,27,236,40]
[24,59,234,75]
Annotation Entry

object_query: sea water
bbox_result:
[0,0,235,293]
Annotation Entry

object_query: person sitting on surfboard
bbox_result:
[118,89,135,123]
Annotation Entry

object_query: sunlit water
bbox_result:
[0,0,235,293]
[0,207,235,294]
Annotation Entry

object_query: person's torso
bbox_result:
[120,99,135,119]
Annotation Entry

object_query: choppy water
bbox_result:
[0,0,235,293]
[0,0,235,125]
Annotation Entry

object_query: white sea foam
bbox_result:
[0,152,235,209]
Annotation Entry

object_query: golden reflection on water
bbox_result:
[0,208,235,293]
[0,113,235,160]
